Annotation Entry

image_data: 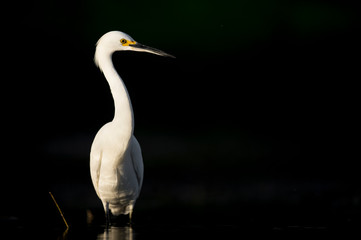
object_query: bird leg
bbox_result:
[128,205,134,225]
[105,202,111,228]
[129,211,133,224]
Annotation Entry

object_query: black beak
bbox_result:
[130,43,175,58]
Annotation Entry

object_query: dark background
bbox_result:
[1,0,360,233]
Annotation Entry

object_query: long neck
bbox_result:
[96,50,134,137]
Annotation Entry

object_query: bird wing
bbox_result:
[130,135,144,190]
[90,148,102,198]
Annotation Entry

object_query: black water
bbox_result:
[3,135,360,240]
[3,192,361,240]
[3,217,360,240]
[2,139,361,239]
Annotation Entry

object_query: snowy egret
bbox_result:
[90,31,173,223]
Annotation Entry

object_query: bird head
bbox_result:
[95,31,174,58]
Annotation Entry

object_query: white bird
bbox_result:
[90,31,173,223]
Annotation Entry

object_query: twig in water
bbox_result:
[49,192,69,230]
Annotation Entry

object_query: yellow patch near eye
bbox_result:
[120,38,136,46]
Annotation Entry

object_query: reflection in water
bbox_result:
[97,226,133,240]
[57,228,69,240]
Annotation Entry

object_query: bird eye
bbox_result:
[120,39,128,45]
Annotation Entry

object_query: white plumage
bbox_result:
[90,31,173,220]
